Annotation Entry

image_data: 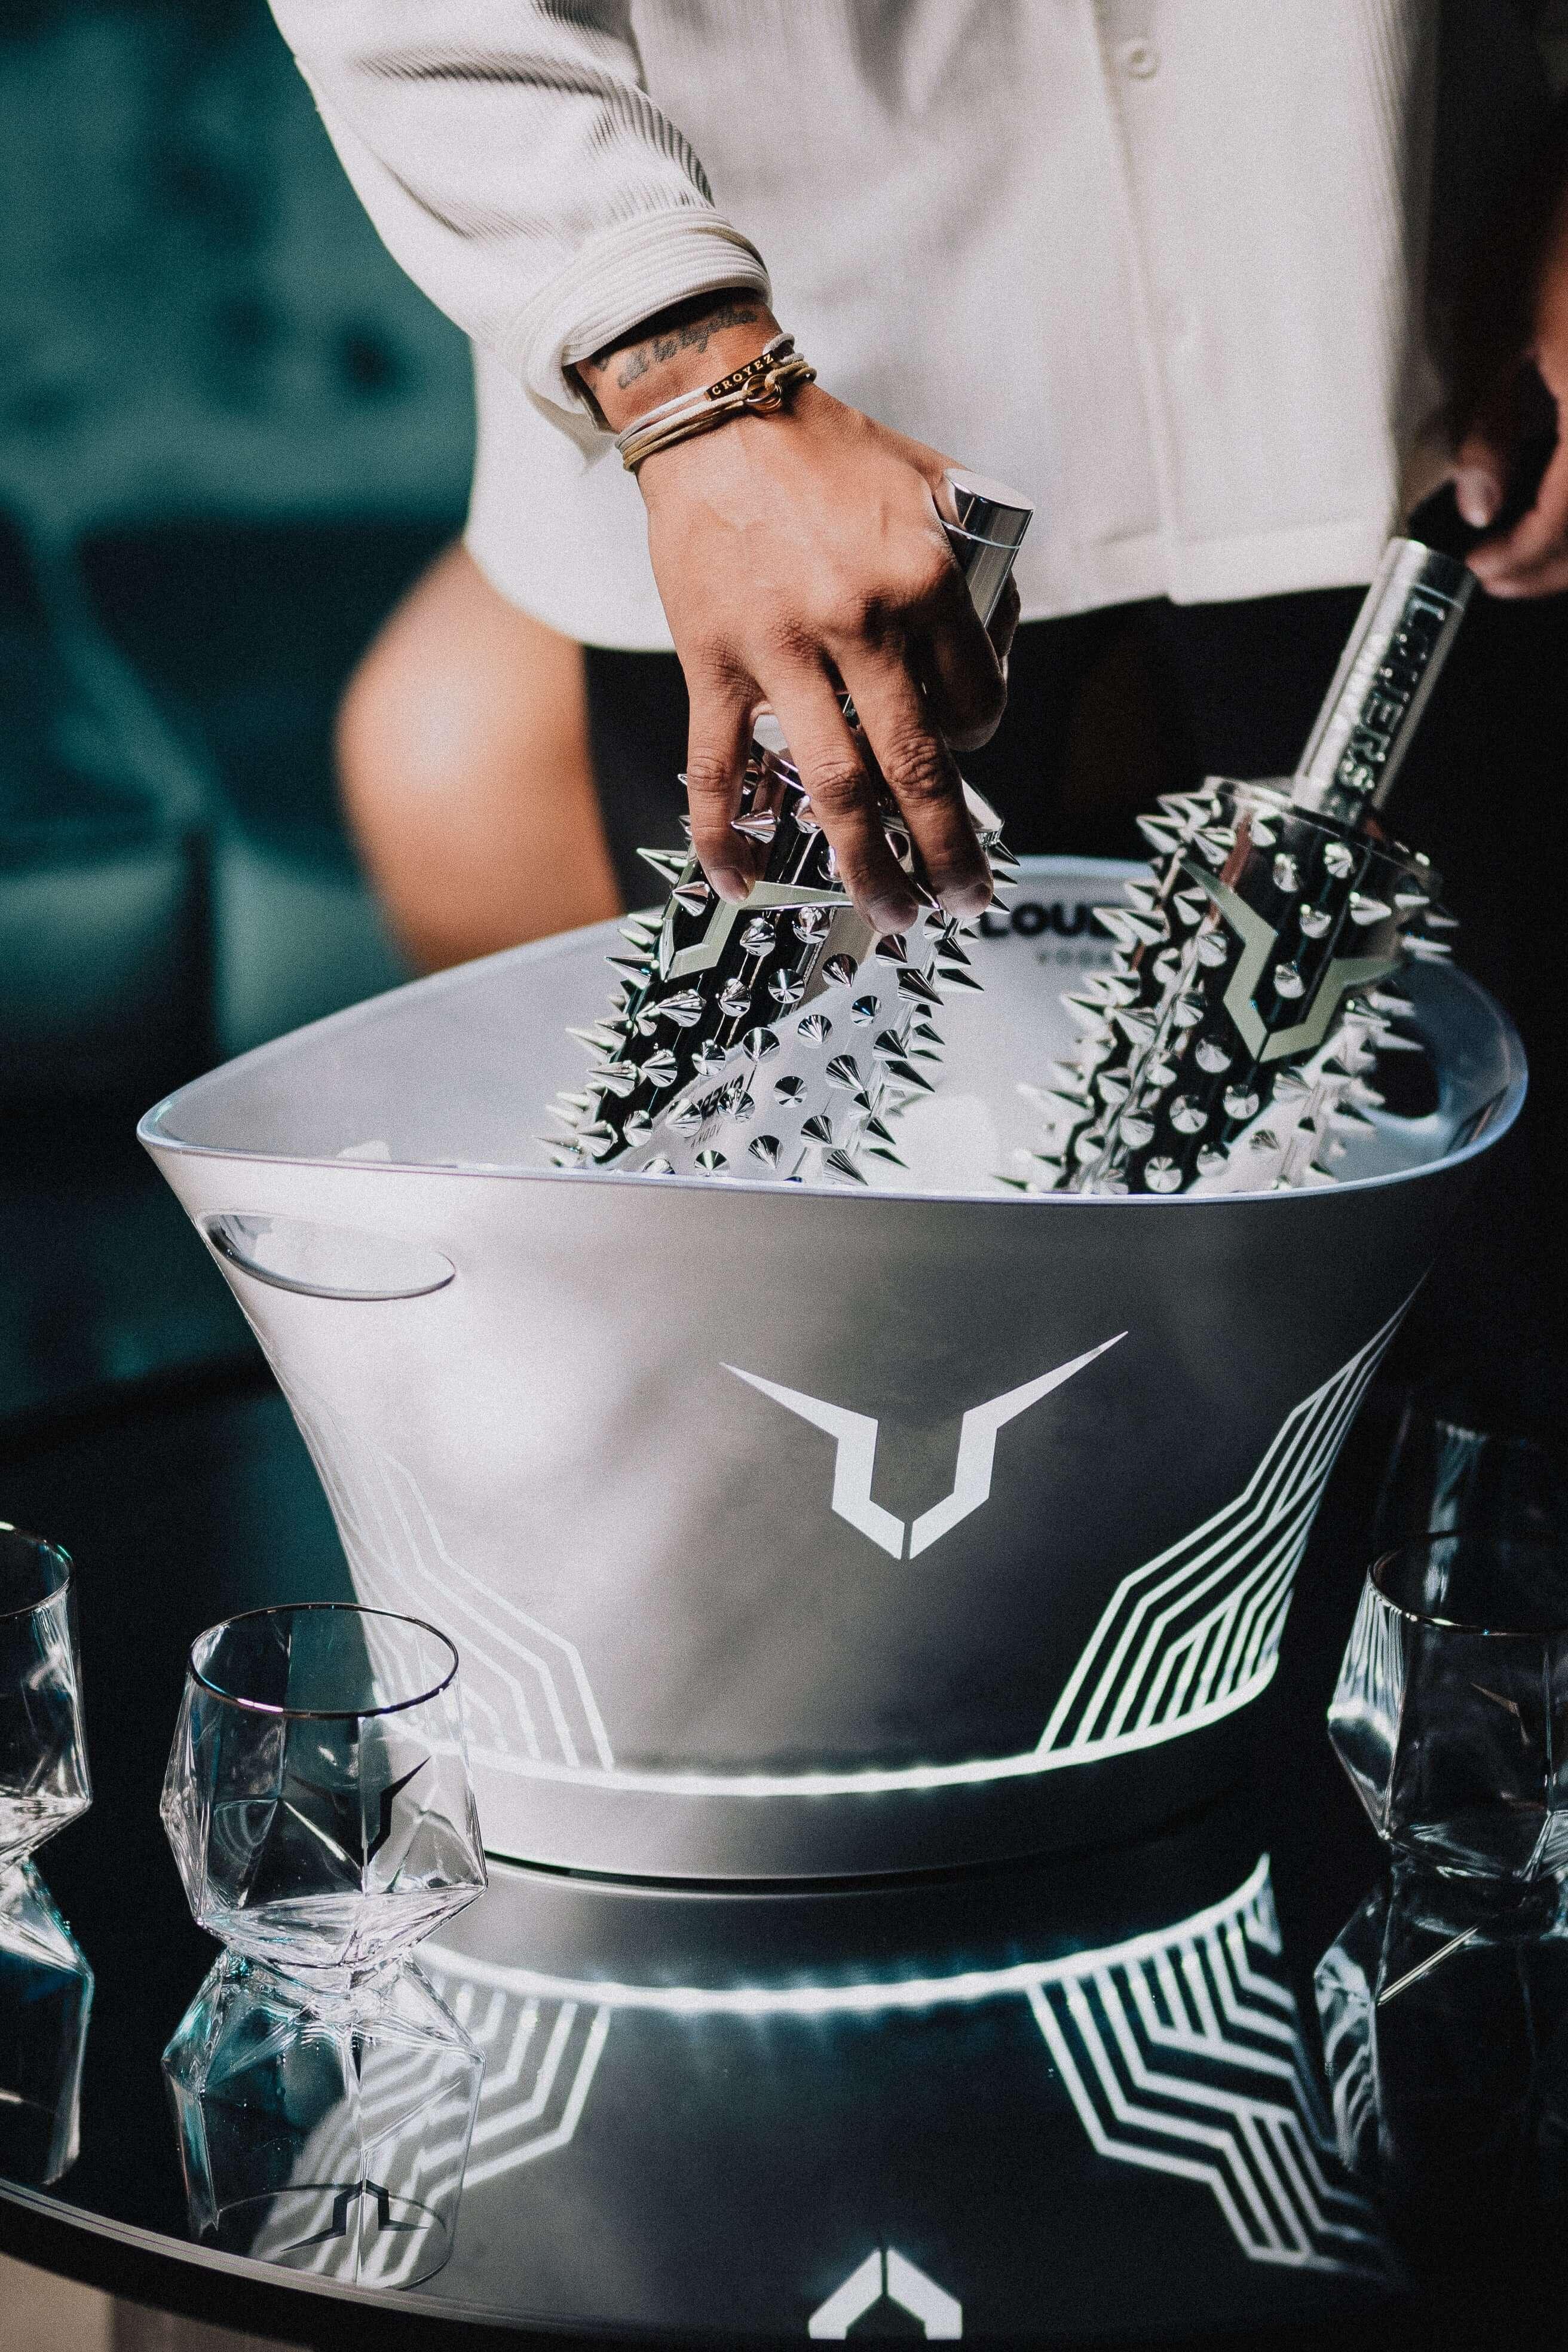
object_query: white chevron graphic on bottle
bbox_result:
[725,1334,1126,1560]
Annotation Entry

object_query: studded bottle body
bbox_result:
[1021,540,1472,1198]
[548,472,1031,1182]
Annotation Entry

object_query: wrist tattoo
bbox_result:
[581,293,763,391]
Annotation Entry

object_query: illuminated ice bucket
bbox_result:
[140,859,1524,1880]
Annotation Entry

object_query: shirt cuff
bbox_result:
[497,210,771,443]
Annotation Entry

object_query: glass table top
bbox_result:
[2,1373,1563,2345]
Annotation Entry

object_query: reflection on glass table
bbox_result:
[1,1524,93,2187]
[1329,1533,1568,1881]
[164,1949,481,2287]
[398,1817,1394,2340]
[159,1601,489,2286]
[1,1861,93,2186]
[1316,1866,1568,2271]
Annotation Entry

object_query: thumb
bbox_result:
[1453,430,1505,531]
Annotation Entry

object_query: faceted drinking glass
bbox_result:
[1328,1535,1568,1881]
[1,1527,91,1880]
[161,1605,487,1990]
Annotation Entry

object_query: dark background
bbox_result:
[1,0,479,1434]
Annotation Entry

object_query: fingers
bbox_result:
[683,679,760,902]
[987,574,1022,670]
[843,650,992,917]
[1466,425,1568,597]
[761,662,921,933]
[918,561,1009,751]
[1453,428,1505,532]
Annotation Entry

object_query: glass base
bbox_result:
[162,1950,482,2287]
[0,1860,94,2186]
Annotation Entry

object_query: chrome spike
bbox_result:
[896,968,943,1007]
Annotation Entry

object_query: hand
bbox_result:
[1451,177,1568,598]
[577,300,1011,932]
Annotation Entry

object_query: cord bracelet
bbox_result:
[614,333,816,473]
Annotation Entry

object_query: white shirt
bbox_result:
[270,0,1541,649]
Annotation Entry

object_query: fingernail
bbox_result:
[1454,467,1499,529]
[869,895,920,935]
[947,878,994,918]
[709,866,752,904]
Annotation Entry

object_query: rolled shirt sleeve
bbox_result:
[267,0,771,442]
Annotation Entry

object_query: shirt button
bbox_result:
[1119,38,1159,78]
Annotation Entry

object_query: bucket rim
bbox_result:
[136,856,1527,1210]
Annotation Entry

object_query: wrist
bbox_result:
[574,290,782,431]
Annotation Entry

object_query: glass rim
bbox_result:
[0,1525,74,1621]
[187,1601,460,1720]
[1370,1533,1568,1639]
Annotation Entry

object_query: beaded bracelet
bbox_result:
[614,333,816,473]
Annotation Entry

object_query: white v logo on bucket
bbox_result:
[725,1334,1126,1560]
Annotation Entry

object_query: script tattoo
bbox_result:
[580,295,762,391]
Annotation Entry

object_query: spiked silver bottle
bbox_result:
[548,471,1031,1182]
[1020,537,1472,1197]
